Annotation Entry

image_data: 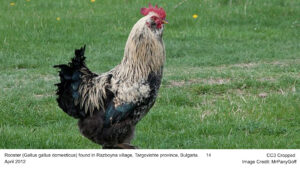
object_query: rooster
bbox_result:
[54,4,167,149]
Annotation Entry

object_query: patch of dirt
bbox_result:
[231,63,258,68]
[3,88,10,91]
[196,78,230,85]
[235,89,245,95]
[169,81,185,87]
[200,110,216,121]
[258,92,268,98]
[292,86,296,93]
[257,77,277,82]
[168,78,230,87]
[42,75,56,81]
[269,61,288,66]
[34,93,54,99]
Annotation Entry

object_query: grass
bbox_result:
[0,0,299,149]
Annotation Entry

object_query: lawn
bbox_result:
[0,0,299,149]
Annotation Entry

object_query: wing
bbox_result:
[102,72,162,127]
[103,102,136,127]
[78,70,113,115]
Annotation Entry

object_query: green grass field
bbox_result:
[0,0,299,149]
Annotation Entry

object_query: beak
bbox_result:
[162,19,168,24]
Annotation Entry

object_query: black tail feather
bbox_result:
[54,45,87,119]
[54,45,86,69]
[71,45,86,69]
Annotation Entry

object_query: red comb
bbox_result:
[140,3,166,19]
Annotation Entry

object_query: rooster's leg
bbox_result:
[102,143,138,149]
[116,143,139,149]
